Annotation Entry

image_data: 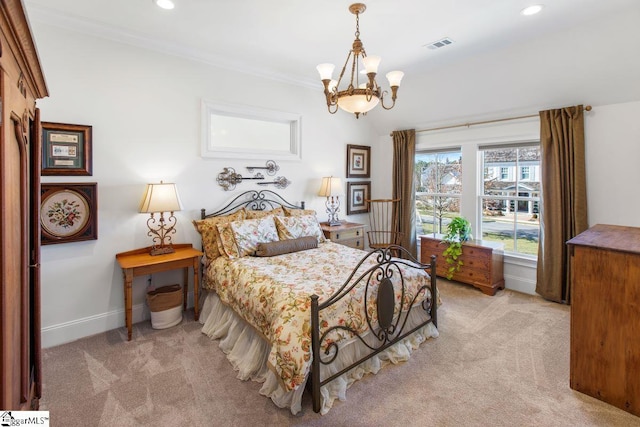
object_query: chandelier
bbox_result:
[317,3,404,119]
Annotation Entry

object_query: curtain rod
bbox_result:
[389,105,592,136]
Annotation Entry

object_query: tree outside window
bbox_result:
[415,150,462,235]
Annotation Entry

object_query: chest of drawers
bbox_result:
[321,222,365,249]
[567,224,640,417]
[420,235,505,295]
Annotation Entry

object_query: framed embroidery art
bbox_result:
[346,181,371,215]
[40,183,98,245]
[41,122,93,176]
[346,144,371,178]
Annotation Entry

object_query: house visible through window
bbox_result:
[415,149,462,235]
[480,144,540,256]
[500,167,509,180]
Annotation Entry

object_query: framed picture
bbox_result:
[346,181,371,215]
[346,144,371,178]
[41,122,93,176]
[40,183,98,245]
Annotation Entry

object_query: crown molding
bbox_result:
[26,3,319,90]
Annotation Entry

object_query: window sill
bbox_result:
[504,253,537,268]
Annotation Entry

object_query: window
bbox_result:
[415,149,462,235]
[480,144,540,256]
[500,167,509,180]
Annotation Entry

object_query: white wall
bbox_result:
[33,23,377,347]
[584,101,640,227]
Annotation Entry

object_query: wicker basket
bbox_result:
[146,284,183,329]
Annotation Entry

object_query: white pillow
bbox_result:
[274,215,326,244]
[230,216,280,257]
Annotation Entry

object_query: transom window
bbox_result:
[415,149,462,235]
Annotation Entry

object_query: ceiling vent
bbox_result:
[424,37,455,50]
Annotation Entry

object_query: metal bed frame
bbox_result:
[200,190,437,413]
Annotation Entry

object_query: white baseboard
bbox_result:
[504,273,537,295]
[42,291,195,348]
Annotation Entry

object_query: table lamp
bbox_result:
[318,176,343,226]
[139,181,183,255]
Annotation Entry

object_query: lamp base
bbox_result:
[325,220,342,226]
[149,245,175,256]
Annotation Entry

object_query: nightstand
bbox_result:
[116,243,203,340]
[321,222,365,249]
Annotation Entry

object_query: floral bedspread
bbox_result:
[204,241,433,392]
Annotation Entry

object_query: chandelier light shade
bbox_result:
[139,181,183,256]
[318,176,344,226]
[317,3,404,119]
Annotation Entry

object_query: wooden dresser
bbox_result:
[420,235,505,296]
[567,224,640,417]
[321,222,365,249]
[0,0,49,410]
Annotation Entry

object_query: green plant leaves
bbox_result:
[442,216,471,279]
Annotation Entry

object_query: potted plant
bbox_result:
[442,216,472,279]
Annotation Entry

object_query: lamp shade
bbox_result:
[318,176,344,197]
[386,70,404,87]
[362,55,381,74]
[316,63,335,80]
[139,182,183,213]
[337,94,380,114]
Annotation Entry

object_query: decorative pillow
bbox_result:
[215,222,241,259]
[230,217,280,257]
[245,206,285,220]
[192,209,246,265]
[283,206,317,217]
[274,215,326,243]
[255,236,318,257]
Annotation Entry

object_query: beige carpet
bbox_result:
[40,281,640,426]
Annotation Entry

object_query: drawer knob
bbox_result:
[336,233,340,239]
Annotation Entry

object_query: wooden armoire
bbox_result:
[0,0,48,410]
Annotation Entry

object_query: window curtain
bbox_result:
[391,129,417,257]
[536,105,588,304]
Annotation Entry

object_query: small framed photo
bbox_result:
[41,122,93,176]
[346,181,371,215]
[40,183,98,245]
[346,144,370,178]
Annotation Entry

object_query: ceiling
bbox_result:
[24,0,640,133]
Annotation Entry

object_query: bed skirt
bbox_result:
[200,290,439,415]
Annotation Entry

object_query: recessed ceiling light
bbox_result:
[154,0,175,10]
[521,4,543,16]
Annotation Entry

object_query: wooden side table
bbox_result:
[116,243,203,340]
[321,222,365,249]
